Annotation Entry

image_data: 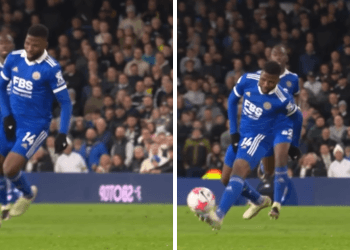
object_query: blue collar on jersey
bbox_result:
[20,49,48,66]
[257,83,278,95]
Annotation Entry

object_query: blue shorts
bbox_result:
[11,118,49,160]
[264,115,294,158]
[225,133,274,170]
[224,145,236,168]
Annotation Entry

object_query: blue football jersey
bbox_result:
[257,69,299,96]
[0,62,12,117]
[233,73,298,135]
[0,49,66,124]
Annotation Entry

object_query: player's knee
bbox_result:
[232,159,250,178]
[3,154,24,177]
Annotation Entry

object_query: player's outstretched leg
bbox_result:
[3,152,37,217]
[242,180,271,220]
[205,159,250,230]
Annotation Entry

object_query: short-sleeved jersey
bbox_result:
[233,73,298,135]
[1,49,66,124]
[257,69,299,96]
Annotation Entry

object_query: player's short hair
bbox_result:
[27,24,49,39]
[263,61,281,76]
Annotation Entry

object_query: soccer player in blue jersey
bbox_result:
[246,45,303,219]
[0,34,22,223]
[207,45,303,223]
[0,24,72,219]
[204,61,298,230]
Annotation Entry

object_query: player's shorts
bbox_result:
[11,118,49,160]
[224,145,236,168]
[0,121,15,157]
[225,133,274,170]
[264,114,295,158]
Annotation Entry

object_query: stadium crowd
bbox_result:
[1,0,173,174]
[178,0,350,178]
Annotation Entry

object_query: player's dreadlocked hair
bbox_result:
[263,61,281,76]
[27,24,49,39]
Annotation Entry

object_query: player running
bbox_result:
[243,45,303,219]
[0,24,72,220]
[0,34,22,224]
[204,61,298,230]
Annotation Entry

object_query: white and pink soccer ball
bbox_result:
[187,187,216,215]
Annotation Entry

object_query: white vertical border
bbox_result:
[172,0,177,248]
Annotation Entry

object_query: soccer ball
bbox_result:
[187,187,216,215]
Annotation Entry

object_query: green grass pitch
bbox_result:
[178,206,350,250]
[0,204,172,250]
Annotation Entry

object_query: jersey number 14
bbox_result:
[22,132,36,146]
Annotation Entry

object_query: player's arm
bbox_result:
[228,74,247,152]
[0,53,16,139]
[49,67,72,153]
[283,100,302,160]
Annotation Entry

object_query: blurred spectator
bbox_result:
[338,100,350,126]
[183,129,211,177]
[95,118,113,151]
[307,116,325,145]
[206,143,224,171]
[157,146,173,173]
[130,146,146,173]
[110,126,133,168]
[140,143,168,173]
[328,145,350,177]
[79,128,108,172]
[330,115,347,144]
[319,144,334,171]
[26,147,54,172]
[345,146,350,160]
[304,71,322,97]
[118,5,144,38]
[343,127,350,147]
[55,138,88,173]
[314,127,337,154]
[124,47,150,77]
[294,153,326,178]
[96,154,113,173]
[110,155,128,172]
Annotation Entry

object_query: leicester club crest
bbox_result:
[32,71,41,80]
[286,81,292,87]
[263,102,271,110]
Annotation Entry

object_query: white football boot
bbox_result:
[243,196,272,220]
[9,186,37,217]
[204,208,223,230]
